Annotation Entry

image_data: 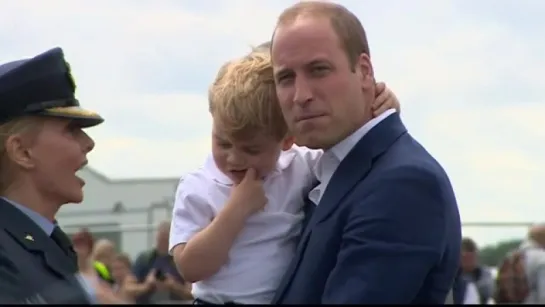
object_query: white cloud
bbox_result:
[0,0,543,245]
[418,103,545,245]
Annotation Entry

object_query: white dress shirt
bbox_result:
[308,109,397,205]
[169,145,321,304]
[463,281,481,304]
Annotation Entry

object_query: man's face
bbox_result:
[272,17,375,150]
[461,250,478,272]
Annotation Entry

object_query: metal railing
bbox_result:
[60,199,173,249]
[63,221,536,233]
[62,220,536,255]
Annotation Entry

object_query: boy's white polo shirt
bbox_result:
[169,146,321,304]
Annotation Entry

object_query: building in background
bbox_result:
[57,167,180,259]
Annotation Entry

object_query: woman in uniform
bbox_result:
[0,47,122,304]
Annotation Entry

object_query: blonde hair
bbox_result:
[0,117,42,194]
[208,51,287,140]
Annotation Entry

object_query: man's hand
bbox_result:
[373,82,400,117]
[228,168,267,217]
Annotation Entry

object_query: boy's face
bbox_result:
[212,119,293,184]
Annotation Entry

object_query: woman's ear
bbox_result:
[4,133,35,170]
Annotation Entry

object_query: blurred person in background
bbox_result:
[111,253,133,288]
[111,253,152,303]
[72,228,95,271]
[452,267,481,304]
[133,220,192,304]
[0,48,124,303]
[461,237,495,304]
[93,238,116,267]
[73,230,115,285]
[92,238,116,283]
[517,224,545,303]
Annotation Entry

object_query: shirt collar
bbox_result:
[205,147,298,186]
[329,109,397,162]
[1,197,56,236]
[313,109,396,182]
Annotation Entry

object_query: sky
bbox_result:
[1,0,543,246]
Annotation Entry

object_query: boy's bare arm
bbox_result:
[173,202,251,283]
[172,168,266,283]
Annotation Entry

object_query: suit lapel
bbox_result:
[301,196,315,230]
[273,197,316,302]
[303,113,407,243]
[0,199,76,278]
[275,113,407,302]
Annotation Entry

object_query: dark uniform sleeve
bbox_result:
[0,245,91,304]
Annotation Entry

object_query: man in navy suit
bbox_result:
[270,1,462,304]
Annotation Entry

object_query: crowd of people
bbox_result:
[456,226,545,305]
[61,225,545,305]
[70,221,192,304]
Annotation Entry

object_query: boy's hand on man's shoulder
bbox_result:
[372,81,400,116]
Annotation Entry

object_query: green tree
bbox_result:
[480,239,523,266]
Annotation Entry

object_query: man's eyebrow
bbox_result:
[274,59,330,78]
[274,67,292,79]
[307,59,329,66]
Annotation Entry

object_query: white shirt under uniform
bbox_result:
[169,145,321,304]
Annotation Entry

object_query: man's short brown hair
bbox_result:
[461,237,478,252]
[274,1,370,68]
[208,51,287,140]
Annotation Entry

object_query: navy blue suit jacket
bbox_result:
[273,113,462,304]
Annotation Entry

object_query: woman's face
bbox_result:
[22,118,95,204]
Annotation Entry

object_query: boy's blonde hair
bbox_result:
[208,50,287,141]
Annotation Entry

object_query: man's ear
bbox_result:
[282,135,295,150]
[357,53,374,91]
[4,133,35,170]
